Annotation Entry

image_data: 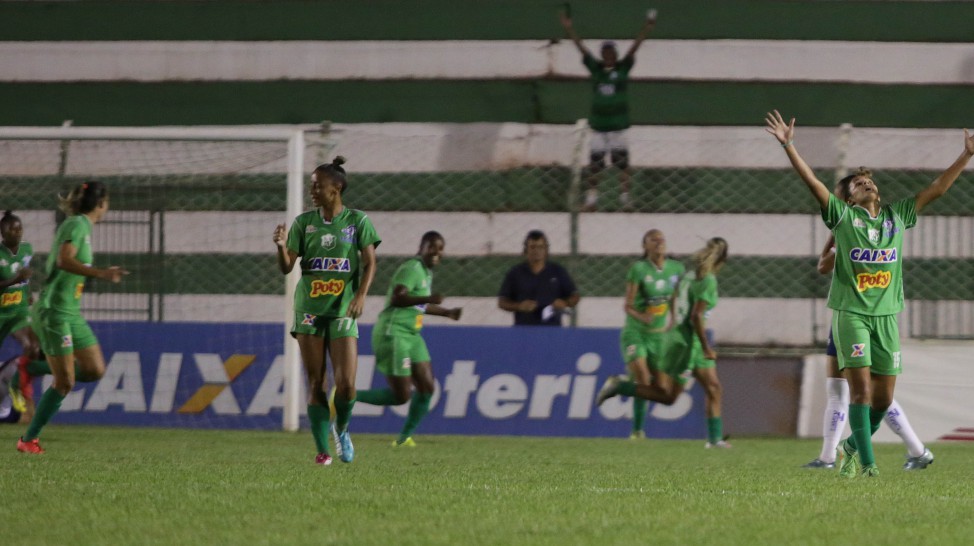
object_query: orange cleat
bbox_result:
[17,437,44,454]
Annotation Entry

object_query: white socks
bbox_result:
[819,377,850,463]
[884,399,926,458]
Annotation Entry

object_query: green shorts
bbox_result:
[31,307,98,357]
[658,327,694,386]
[0,313,29,345]
[372,329,430,377]
[291,312,359,340]
[619,329,665,367]
[831,310,901,375]
[687,328,717,372]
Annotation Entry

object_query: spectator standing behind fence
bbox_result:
[498,230,580,326]
[560,8,657,212]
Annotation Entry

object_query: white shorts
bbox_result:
[591,130,629,154]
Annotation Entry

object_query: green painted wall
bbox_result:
[3,80,973,128]
[3,0,973,42]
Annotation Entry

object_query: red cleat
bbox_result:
[314,453,333,466]
[16,437,44,454]
[17,355,34,402]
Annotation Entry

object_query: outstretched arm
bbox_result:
[765,110,831,209]
[915,129,974,213]
[559,12,593,57]
[623,10,657,59]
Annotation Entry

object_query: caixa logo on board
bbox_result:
[46,351,697,424]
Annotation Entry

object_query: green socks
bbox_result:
[846,403,885,466]
[333,395,355,433]
[632,399,648,433]
[617,381,637,397]
[399,392,433,441]
[26,359,52,376]
[23,387,66,441]
[356,388,400,406]
[707,416,723,444]
[307,404,331,454]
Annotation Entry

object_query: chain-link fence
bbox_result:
[2,123,972,345]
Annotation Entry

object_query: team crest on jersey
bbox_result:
[856,270,891,292]
[849,248,897,263]
[309,279,345,297]
[9,262,19,273]
[655,279,666,291]
[0,259,6,267]
[340,225,357,244]
[307,257,350,272]
[62,335,73,348]
[853,218,866,228]
[850,343,865,358]
[22,256,30,266]
[1,292,23,307]
[320,233,337,250]
[305,225,317,234]
[301,314,315,326]
[867,229,880,243]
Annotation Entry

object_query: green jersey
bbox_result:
[622,258,685,334]
[375,257,432,336]
[0,242,33,318]
[37,215,93,315]
[823,194,916,316]
[286,207,381,319]
[583,53,635,132]
[673,270,718,331]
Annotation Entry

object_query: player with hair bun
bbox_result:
[356,230,462,447]
[17,181,129,454]
[274,156,381,465]
[598,237,731,448]
[766,110,973,477]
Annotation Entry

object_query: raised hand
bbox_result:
[764,110,795,145]
[964,129,974,156]
[273,224,287,248]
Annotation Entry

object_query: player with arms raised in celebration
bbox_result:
[356,231,461,447]
[766,110,974,477]
[17,182,128,454]
[274,156,380,465]
[619,229,683,439]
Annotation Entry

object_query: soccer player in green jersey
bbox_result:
[0,210,40,420]
[560,9,656,211]
[356,231,462,447]
[805,227,933,471]
[766,110,974,477]
[17,182,129,454]
[598,237,730,448]
[274,156,380,465]
[619,229,684,439]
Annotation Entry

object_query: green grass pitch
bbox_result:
[2,426,972,545]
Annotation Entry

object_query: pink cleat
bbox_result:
[314,453,333,466]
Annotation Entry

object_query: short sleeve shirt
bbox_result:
[286,207,381,319]
[673,271,718,330]
[0,242,33,318]
[583,53,635,132]
[38,215,93,315]
[375,257,432,336]
[499,261,578,326]
[622,258,685,335]
[822,194,916,316]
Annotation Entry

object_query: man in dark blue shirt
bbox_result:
[498,230,580,326]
